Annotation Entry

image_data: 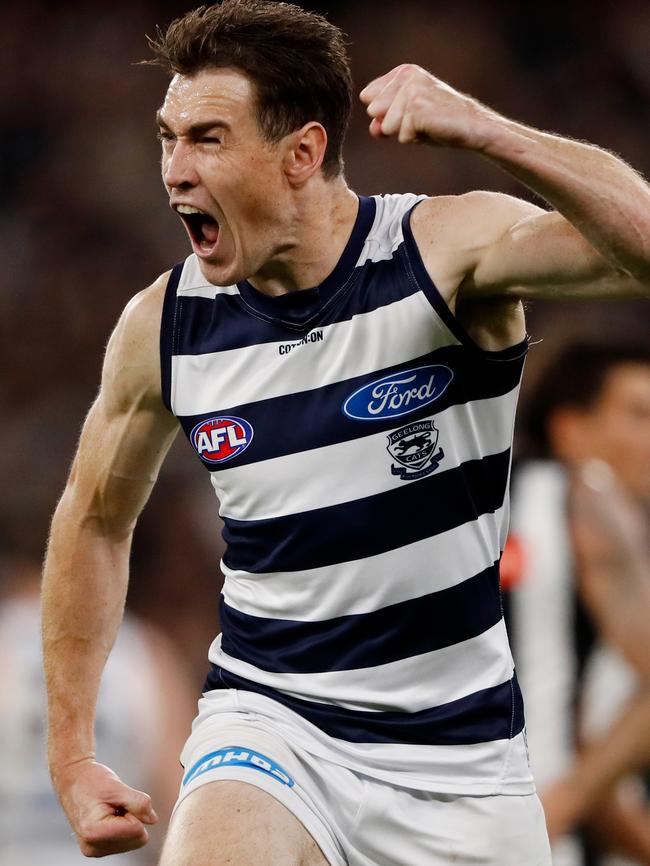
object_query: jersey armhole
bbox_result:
[159,262,184,413]
[400,204,529,362]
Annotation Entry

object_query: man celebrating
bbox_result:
[42,2,650,865]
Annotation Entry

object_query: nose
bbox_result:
[163,140,200,190]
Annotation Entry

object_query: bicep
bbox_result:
[467,202,645,300]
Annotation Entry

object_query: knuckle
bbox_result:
[77,819,94,841]
[133,791,150,809]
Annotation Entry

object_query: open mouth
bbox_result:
[175,205,220,253]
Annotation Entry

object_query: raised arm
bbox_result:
[360,64,650,301]
[42,272,179,857]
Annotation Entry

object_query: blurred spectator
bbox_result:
[0,545,196,865]
[506,344,650,866]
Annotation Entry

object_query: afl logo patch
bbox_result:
[191,416,254,464]
[343,365,453,421]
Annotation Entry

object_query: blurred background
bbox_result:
[0,1,648,864]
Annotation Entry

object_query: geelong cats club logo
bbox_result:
[387,419,444,481]
[191,416,254,464]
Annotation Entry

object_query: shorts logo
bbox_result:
[343,365,453,421]
[182,747,295,788]
[191,416,254,464]
[387,419,445,481]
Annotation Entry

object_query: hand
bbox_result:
[359,64,496,150]
[540,775,589,840]
[53,759,158,857]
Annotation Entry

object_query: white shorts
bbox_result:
[176,695,551,866]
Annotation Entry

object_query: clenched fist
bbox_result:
[359,64,498,150]
[53,758,158,857]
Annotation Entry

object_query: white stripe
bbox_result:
[355,193,427,266]
[176,254,240,297]
[171,291,458,416]
[179,283,241,298]
[214,389,519,520]
[222,504,506,620]
[210,619,513,712]
[314,729,533,794]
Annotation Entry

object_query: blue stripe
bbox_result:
[220,563,501,674]
[160,263,184,412]
[174,247,420,356]
[204,667,525,746]
[401,205,529,362]
[222,449,511,573]
[236,195,377,326]
[178,345,524,470]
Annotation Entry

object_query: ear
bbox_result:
[282,123,328,185]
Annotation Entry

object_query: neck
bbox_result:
[247,178,359,296]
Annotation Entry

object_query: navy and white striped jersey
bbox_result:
[161,193,535,794]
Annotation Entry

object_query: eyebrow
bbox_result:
[155,110,231,137]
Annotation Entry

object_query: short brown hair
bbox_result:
[148,0,353,177]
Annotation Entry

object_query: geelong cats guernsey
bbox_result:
[160,193,535,795]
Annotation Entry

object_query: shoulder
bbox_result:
[408,192,545,302]
[411,191,545,250]
[102,271,172,411]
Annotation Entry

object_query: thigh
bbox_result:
[159,780,329,866]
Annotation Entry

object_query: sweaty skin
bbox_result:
[42,63,650,862]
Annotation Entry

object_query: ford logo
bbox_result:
[343,365,453,421]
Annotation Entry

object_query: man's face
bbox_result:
[158,68,288,286]
[583,363,650,501]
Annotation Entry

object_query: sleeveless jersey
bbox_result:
[161,193,535,794]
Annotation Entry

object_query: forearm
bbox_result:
[542,690,650,839]
[570,467,650,684]
[584,585,650,685]
[587,791,650,864]
[574,690,650,802]
[477,116,650,281]
[42,489,133,778]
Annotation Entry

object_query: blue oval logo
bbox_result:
[190,415,254,464]
[343,365,453,421]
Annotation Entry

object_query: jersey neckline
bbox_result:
[236,195,377,327]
